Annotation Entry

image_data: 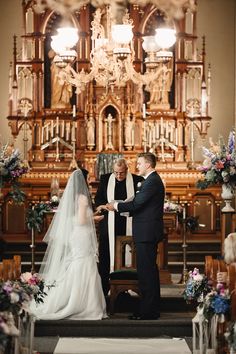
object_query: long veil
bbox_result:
[39,169,98,284]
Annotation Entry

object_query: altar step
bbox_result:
[35,287,195,339]
[35,313,193,339]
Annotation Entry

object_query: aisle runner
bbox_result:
[54,337,191,354]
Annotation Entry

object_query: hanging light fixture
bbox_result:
[155,28,176,62]
[51,6,176,93]
[51,27,79,64]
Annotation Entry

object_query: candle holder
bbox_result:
[179,205,188,284]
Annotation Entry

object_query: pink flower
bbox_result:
[215,160,225,170]
[20,272,32,283]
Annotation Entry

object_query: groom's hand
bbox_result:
[106,202,115,211]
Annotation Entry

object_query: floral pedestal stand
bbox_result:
[221,184,235,212]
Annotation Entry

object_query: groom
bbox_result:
[106,152,165,320]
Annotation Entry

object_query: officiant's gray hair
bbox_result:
[113,158,128,170]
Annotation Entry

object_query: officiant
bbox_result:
[95,158,143,296]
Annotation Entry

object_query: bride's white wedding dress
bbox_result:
[30,170,107,320]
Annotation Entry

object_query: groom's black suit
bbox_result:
[117,171,165,319]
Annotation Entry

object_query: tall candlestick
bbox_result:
[73,105,76,118]
[143,103,146,119]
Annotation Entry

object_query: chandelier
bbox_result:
[50,5,177,93]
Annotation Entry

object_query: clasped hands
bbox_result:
[96,202,115,213]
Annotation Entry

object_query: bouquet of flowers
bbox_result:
[196,130,236,190]
[183,268,211,304]
[0,143,28,189]
[19,272,48,304]
[200,283,230,321]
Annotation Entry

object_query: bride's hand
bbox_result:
[96,205,108,213]
[93,214,104,223]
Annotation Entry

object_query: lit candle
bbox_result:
[61,120,65,137]
[160,117,164,135]
[155,122,159,139]
[46,125,49,141]
[170,125,174,142]
[66,123,70,140]
[56,116,59,135]
[41,127,44,144]
[72,122,75,141]
[51,120,54,137]
[152,125,156,143]
[165,122,169,139]
[73,105,76,118]
[183,207,186,220]
[143,103,146,119]
[175,127,178,145]
[131,127,134,146]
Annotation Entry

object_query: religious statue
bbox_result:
[124,116,134,150]
[86,115,95,149]
[49,50,72,109]
[148,64,172,110]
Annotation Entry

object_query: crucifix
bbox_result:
[105,113,114,150]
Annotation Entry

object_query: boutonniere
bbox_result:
[136,181,144,193]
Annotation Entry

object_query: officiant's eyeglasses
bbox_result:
[113,171,127,176]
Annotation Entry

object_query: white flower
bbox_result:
[193,274,203,281]
[20,272,32,283]
[10,292,20,304]
[51,195,59,202]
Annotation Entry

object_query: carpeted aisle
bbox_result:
[53,337,191,354]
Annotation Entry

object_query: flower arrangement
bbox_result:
[164,200,182,213]
[19,272,48,304]
[200,283,230,321]
[196,130,236,190]
[183,268,211,304]
[50,194,60,209]
[0,143,28,189]
[0,274,49,352]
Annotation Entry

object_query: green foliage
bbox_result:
[26,202,52,232]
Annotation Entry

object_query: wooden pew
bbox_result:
[0,255,21,281]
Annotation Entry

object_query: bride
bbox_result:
[30,169,107,320]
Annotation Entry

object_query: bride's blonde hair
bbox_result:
[224,233,236,264]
